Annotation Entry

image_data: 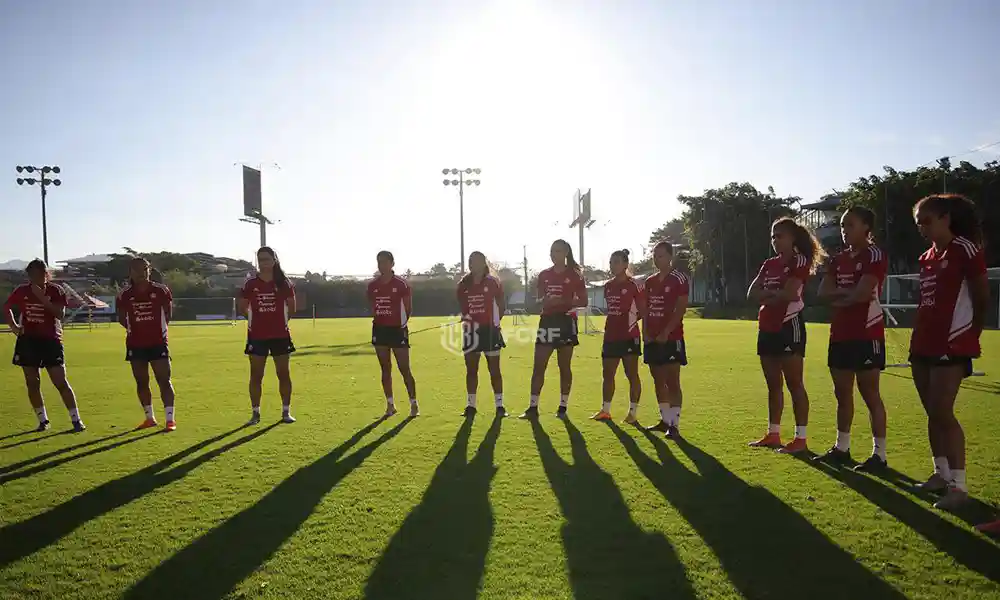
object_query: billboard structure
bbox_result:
[237,164,276,248]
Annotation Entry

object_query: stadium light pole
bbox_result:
[442,168,482,274]
[15,165,62,265]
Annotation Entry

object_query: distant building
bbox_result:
[797,194,843,248]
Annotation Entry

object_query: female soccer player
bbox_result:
[367,250,418,418]
[747,217,825,454]
[239,246,297,425]
[816,206,889,470]
[457,251,506,418]
[591,249,645,424]
[908,194,989,510]
[2,259,85,432]
[641,242,690,438]
[117,257,176,431]
[520,239,588,419]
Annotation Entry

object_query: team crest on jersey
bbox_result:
[940,260,948,269]
[483,286,488,292]
[392,287,397,292]
[855,263,861,271]
[665,287,671,293]
[783,267,789,274]
[151,293,157,299]
[564,278,570,283]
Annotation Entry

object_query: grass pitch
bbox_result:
[1,317,998,600]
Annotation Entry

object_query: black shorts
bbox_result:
[602,338,642,359]
[12,335,65,369]
[909,353,975,378]
[463,323,505,355]
[828,339,885,371]
[536,314,579,347]
[644,339,687,366]
[757,316,806,357]
[372,324,410,348]
[126,345,170,363]
[245,337,296,357]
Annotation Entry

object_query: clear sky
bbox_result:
[2,0,998,276]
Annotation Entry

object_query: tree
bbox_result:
[648,217,687,246]
[428,263,449,278]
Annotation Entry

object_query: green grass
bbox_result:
[1,317,998,600]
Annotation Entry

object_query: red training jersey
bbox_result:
[117,282,173,347]
[643,269,689,341]
[3,283,67,341]
[757,254,810,333]
[458,274,504,327]
[910,236,987,357]
[827,245,887,342]
[240,277,295,339]
[367,274,412,327]
[603,277,644,341]
[537,267,588,317]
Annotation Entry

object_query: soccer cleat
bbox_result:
[814,447,852,465]
[622,413,639,425]
[853,454,888,473]
[165,420,177,432]
[463,406,477,418]
[933,485,969,511]
[382,406,398,419]
[645,420,670,433]
[246,413,261,426]
[590,411,612,421]
[136,418,158,430]
[916,472,950,493]
[519,406,539,420]
[555,406,568,419]
[495,406,507,418]
[777,438,808,455]
[71,420,86,433]
[409,404,420,418]
[749,432,782,448]
[281,413,296,424]
[35,420,50,432]
[975,520,1000,535]
[665,425,681,440]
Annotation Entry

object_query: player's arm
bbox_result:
[2,294,21,335]
[762,277,803,305]
[164,291,173,323]
[116,294,129,328]
[969,273,990,335]
[35,286,66,320]
[658,294,689,341]
[285,284,297,314]
[570,277,589,309]
[403,283,413,317]
[833,274,879,307]
[495,281,506,320]
[747,265,774,302]
[635,284,647,321]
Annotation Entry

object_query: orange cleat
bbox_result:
[590,411,612,421]
[778,437,809,454]
[165,421,177,432]
[748,432,782,448]
[136,418,158,430]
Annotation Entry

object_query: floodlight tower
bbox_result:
[15,165,62,264]
[442,167,482,274]
[569,188,595,270]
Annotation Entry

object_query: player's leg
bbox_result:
[375,347,396,418]
[854,366,888,471]
[464,351,481,417]
[46,365,84,432]
[927,363,969,510]
[273,353,294,423]
[150,358,176,430]
[20,366,49,431]
[130,358,157,428]
[247,354,267,425]
[644,361,671,432]
[911,360,949,490]
[392,346,418,417]
[594,357,620,421]
[749,356,784,447]
[621,354,641,424]
[485,351,505,416]
[522,344,554,419]
[777,354,809,454]
[662,362,683,439]
[816,366,854,464]
[554,345,575,418]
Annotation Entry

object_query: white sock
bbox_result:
[670,407,682,427]
[601,401,611,413]
[69,407,80,421]
[873,437,886,461]
[529,395,539,407]
[495,393,503,408]
[252,405,260,415]
[282,403,290,415]
[409,398,418,406]
[165,406,175,422]
[144,404,155,420]
[835,431,851,452]
[933,456,951,480]
[36,406,48,423]
[628,401,638,414]
[794,425,807,439]
[952,469,968,492]
[659,404,670,423]
[768,423,781,434]
[386,396,395,408]
[560,394,569,408]
[468,394,477,408]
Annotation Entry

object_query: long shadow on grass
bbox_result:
[296,345,375,357]
[882,370,1000,395]
[608,424,909,600]
[363,415,502,599]
[0,429,71,447]
[0,430,161,484]
[0,430,34,443]
[0,430,134,473]
[0,424,273,568]
[796,456,1000,580]
[532,418,695,600]
[122,418,411,600]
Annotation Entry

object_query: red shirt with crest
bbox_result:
[827,245,887,342]
[240,277,295,339]
[367,274,412,327]
[643,270,689,341]
[756,254,810,333]
[458,275,504,327]
[603,277,643,341]
[3,283,67,341]
[117,282,173,347]
[537,267,587,317]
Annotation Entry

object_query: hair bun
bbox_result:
[621,249,630,257]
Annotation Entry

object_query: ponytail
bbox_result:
[610,248,633,277]
[773,217,826,274]
[914,193,984,247]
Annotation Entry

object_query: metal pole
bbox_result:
[259,218,266,248]
[40,180,49,264]
[459,172,466,275]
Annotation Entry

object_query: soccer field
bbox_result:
[1,317,998,600]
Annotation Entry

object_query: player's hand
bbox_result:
[656,331,670,342]
[12,324,23,337]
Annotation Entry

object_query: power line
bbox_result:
[916,139,1000,168]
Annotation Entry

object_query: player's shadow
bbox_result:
[295,342,374,357]
[882,369,1000,394]
[796,455,1000,581]
[364,415,502,599]
[0,423,274,568]
[608,424,909,600]
[122,417,411,600]
[532,418,695,600]
[0,430,160,483]
[0,429,72,447]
